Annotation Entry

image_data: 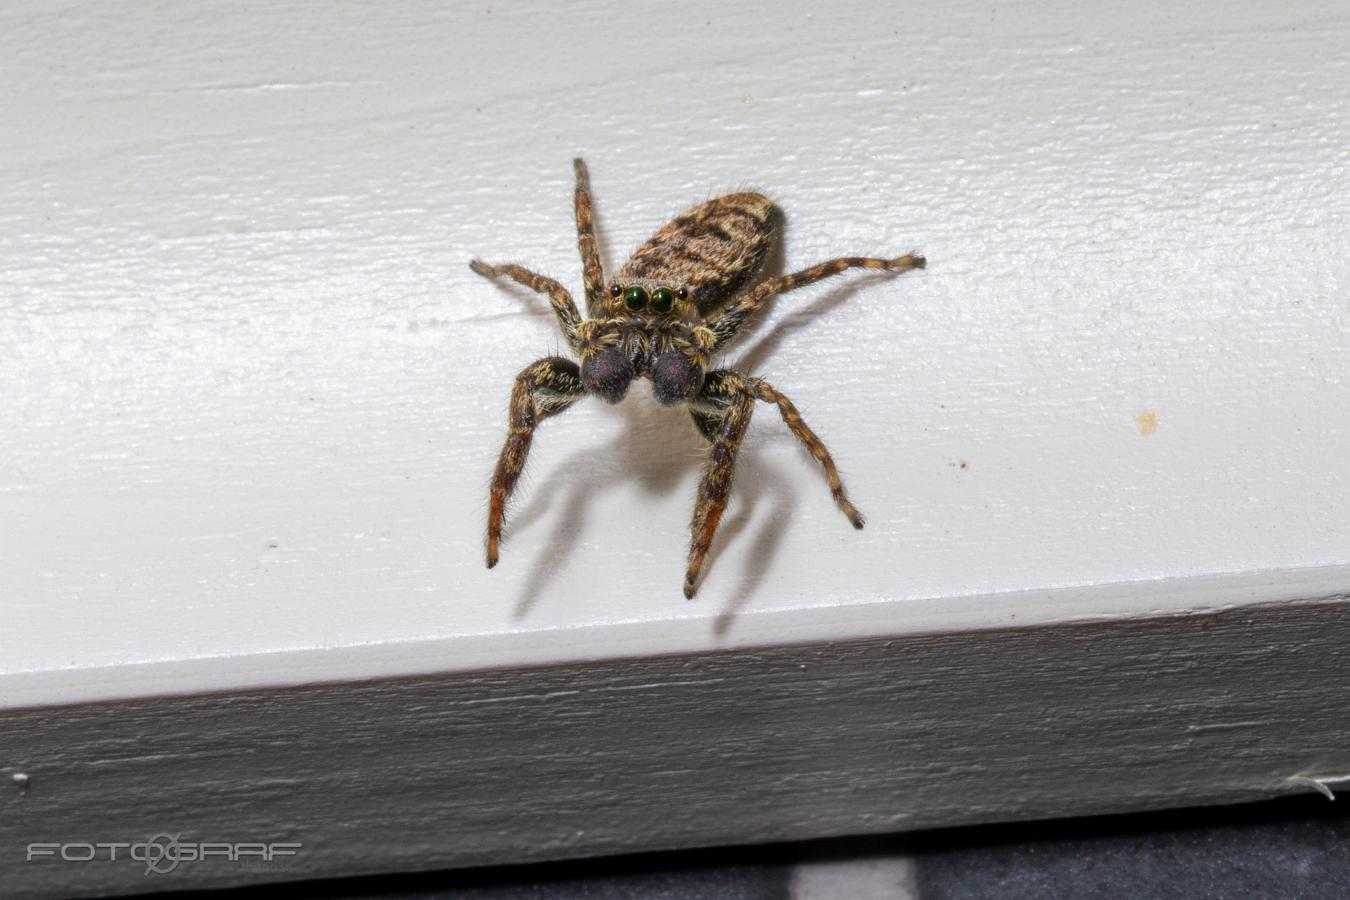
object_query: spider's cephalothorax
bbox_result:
[470,159,924,598]
[576,278,705,406]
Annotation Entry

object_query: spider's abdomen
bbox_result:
[616,193,781,315]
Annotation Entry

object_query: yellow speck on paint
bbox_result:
[1135,410,1159,437]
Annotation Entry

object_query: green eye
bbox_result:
[623,286,649,310]
[650,288,675,312]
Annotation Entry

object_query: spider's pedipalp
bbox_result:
[580,344,635,403]
[650,351,705,406]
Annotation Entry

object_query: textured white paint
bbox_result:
[2,1,1349,705]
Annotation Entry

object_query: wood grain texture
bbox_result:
[4,597,1348,897]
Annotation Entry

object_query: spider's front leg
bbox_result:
[708,253,925,351]
[468,260,583,350]
[684,371,757,598]
[487,356,586,568]
[572,158,606,314]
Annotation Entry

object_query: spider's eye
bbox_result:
[623,286,649,310]
[650,287,675,312]
[610,284,621,297]
[677,287,688,300]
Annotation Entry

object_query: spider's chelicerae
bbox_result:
[471,159,925,598]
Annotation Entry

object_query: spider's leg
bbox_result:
[572,158,605,314]
[708,253,925,352]
[487,356,586,568]
[469,260,583,350]
[749,376,864,528]
[684,371,756,598]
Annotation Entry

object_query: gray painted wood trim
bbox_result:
[4,595,1348,897]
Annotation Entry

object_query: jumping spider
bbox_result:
[471,159,925,598]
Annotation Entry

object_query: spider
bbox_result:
[470,159,925,598]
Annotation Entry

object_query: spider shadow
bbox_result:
[728,273,896,377]
[507,395,696,618]
[707,457,797,638]
[506,393,798,622]
[705,210,899,375]
[474,270,572,334]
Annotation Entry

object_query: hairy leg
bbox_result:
[709,253,925,351]
[572,158,606,314]
[487,357,586,568]
[749,377,864,528]
[469,260,583,349]
[685,371,756,598]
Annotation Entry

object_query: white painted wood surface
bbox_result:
[4,0,1348,703]
[2,0,1349,890]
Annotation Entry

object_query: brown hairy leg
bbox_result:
[487,356,586,568]
[749,376,864,528]
[468,260,583,349]
[572,158,606,314]
[684,371,756,598]
[709,253,925,351]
